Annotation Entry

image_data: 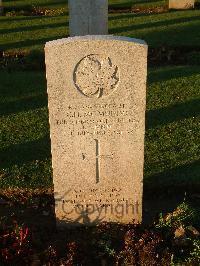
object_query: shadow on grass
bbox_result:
[109,15,200,34]
[109,0,140,8]
[144,159,200,197]
[2,35,68,50]
[0,13,67,22]
[109,0,162,8]
[0,94,47,116]
[148,66,200,83]
[0,136,51,169]
[3,0,67,10]
[147,98,200,129]
[32,0,67,8]
[143,23,200,47]
[0,21,68,35]
[0,193,56,235]
[109,12,155,21]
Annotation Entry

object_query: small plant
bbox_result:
[186,239,200,265]
[97,237,116,257]
[156,202,196,230]
[0,221,32,264]
[92,224,117,258]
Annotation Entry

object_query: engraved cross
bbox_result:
[94,139,113,184]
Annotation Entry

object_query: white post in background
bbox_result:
[68,0,108,36]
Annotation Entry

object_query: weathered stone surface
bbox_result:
[169,0,195,9]
[68,0,108,36]
[45,35,147,226]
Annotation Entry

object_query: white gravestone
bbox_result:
[169,0,195,9]
[45,35,148,226]
[68,0,108,36]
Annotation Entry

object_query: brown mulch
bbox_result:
[109,5,168,14]
[0,188,199,265]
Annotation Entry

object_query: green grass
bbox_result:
[0,0,200,192]
[4,0,67,10]
[1,9,200,54]
[109,10,200,46]
[0,72,51,188]
[0,15,68,53]
[3,0,166,10]
[109,0,165,8]
[146,66,200,189]
[0,66,199,190]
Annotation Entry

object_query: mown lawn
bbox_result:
[1,1,200,53]
[109,10,200,46]
[1,11,200,53]
[0,66,199,190]
[0,0,200,192]
[3,0,166,10]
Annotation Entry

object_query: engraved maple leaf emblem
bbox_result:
[74,54,119,98]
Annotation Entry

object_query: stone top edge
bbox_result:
[45,35,147,47]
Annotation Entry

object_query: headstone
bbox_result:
[45,35,147,226]
[68,0,108,36]
[169,0,195,9]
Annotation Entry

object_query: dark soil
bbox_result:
[0,189,170,265]
[1,46,200,72]
[109,5,168,14]
[0,188,199,265]
[149,46,200,66]
[4,3,200,17]
[2,5,168,17]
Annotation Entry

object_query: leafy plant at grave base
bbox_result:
[155,202,197,231]
[170,238,200,266]
[91,223,119,259]
[186,239,200,265]
[0,200,199,265]
[155,202,200,265]
[0,219,32,264]
[116,226,171,265]
[94,233,116,258]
